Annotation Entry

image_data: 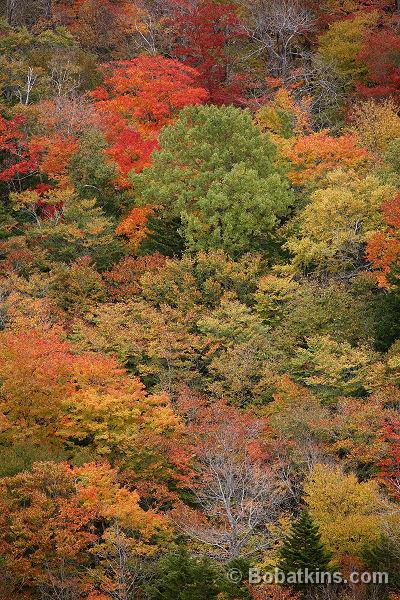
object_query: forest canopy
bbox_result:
[0,1,400,599]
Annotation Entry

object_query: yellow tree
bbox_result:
[317,11,379,80]
[304,464,384,562]
[347,99,400,156]
[286,169,395,276]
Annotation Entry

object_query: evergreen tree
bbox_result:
[130,105,293,257]
[149,547,221,600]
[279,510,331,574]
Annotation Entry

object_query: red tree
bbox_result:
[357,29,400,100]
[169,0,247,105]
[379,420,400,500]
[92,54,208,138]
[0,115,39,185]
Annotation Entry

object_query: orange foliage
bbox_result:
[92,54,208,138]
[284,131,369,185]
[31,134,78,183]
[116,205,156,253]
[0,460,170,597]
[367,194,400,288]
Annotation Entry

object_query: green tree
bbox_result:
[150,547,221,600]
[69,130,124,216]
[279,510,332,575]
[23,188,125,269]
[130,105,293,257]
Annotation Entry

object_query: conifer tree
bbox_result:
[279,510,331,574]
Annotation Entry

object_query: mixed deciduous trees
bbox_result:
[1,1,400,598]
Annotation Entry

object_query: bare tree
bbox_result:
[130,0,174,55]
[6,0,52,27]
[239,0,315,79]
[172,400,284,561]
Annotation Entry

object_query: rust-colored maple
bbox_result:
[379,419,400,500]
[169,0,246,105]
[105,252,166,300]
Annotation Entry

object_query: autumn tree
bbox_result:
[304,464,384,562]
[317,11,378,81]
[347,99,400,156]
[0,114,39,190]
[169,0,246,105]
[92,54,208,138]
[0,461,171,598]
[286,170,395,276]
[9,186,125,269]
[284,131,369,187]
[130,104,293,256]
[367,194,400,289]
[55,0,133,59]
[0,328,185,481]
[357,28,400,100]
[379,420,400,500]
[172,397,283,560]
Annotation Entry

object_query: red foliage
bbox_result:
[169,0,247,105]
[379,419,400,500]
[105,253,166,300]
[0,115,39,183]
[357,29,400,100]
[367,194,400,288]
[177,390,272,465]
[105,128,157,186]
[92,54,208,138]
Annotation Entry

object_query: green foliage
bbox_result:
[130,105,293,257]
[149,548,221,600]
[150,548,251,600]
[34,190,125,269]
[69,130,124,216]
[279,510,332,576]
